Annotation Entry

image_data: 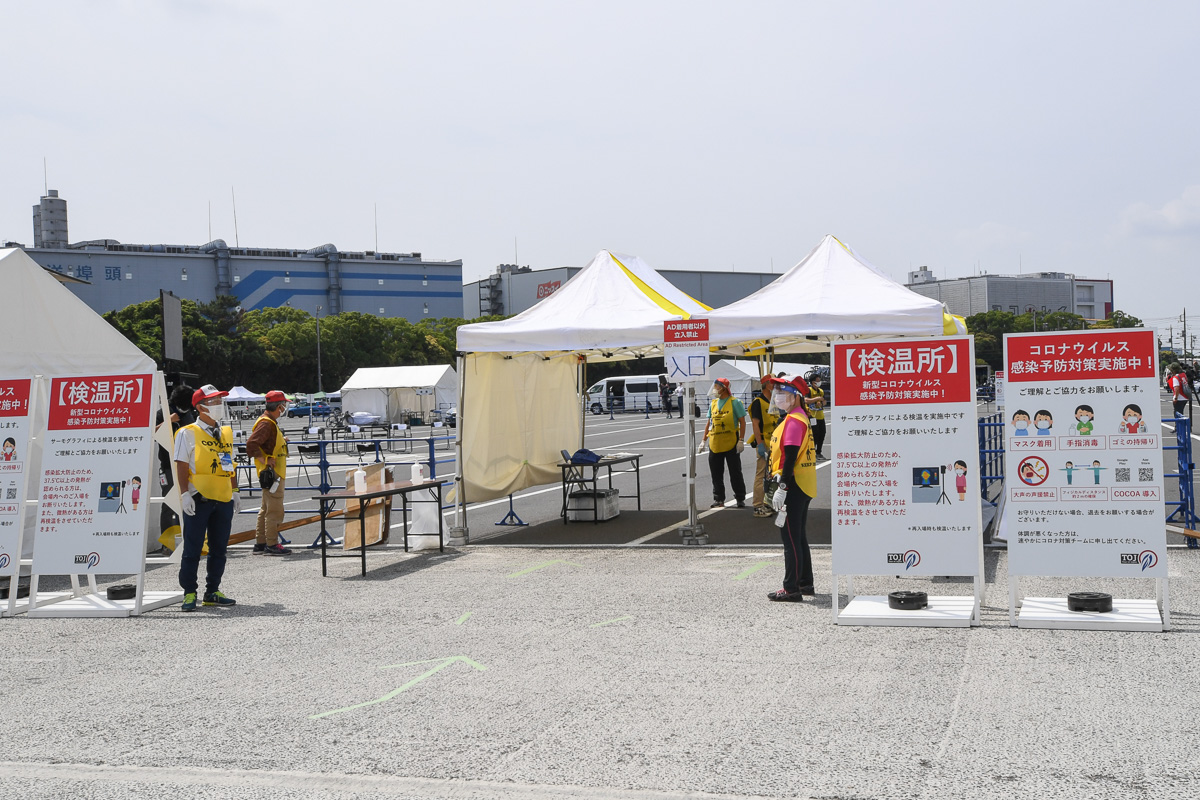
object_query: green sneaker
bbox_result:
[181,593,197,612]
[202,590,236,607]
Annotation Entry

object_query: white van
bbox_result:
[585,375,669,415]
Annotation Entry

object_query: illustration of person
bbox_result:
[1089,460,1106,485]
[1034,409,1053,435]
[1073,405,1094,436]
[1019,463,1038,485]
[1012,409,1031,436]
[1119,404,1145,433]
[131,476,141,511]
[952,460,968,501]
[210,456,220,473]
[1061,461,1076,485]
[1,437,15,461]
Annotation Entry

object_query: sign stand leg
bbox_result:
[831,574,840,623]
[1158,577,1171,630]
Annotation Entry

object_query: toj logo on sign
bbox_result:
[1120,551,1158,570]
[887,550,921,569]
[0,553,9,569]
[73,552,100,569]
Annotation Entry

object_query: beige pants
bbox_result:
[752,453,769,507]
[256,485,285,546]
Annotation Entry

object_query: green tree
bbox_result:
[1091,309,1144,329]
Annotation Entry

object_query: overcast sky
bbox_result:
[3,1,1198,336]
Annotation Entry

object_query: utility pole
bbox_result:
[1182,309,1189,357]
[1168,325,1174,351]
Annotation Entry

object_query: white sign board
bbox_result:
[0,378,35,577]
[831,336,983,577]
[664,319,709,382]
[32,374,155,576]
[993,370,1005,410]
[1003,330,1166,577]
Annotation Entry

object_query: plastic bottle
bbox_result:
[353,468,367,494]
[410,462,425,483]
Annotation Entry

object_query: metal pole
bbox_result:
[449,353,469,546]
[316,306,324,395]
[677,382,706,544]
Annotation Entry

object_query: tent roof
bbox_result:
[710,359,829,381]
[457,250,710,358]
[225,386,265,401]
[705,235,947,355]
[339,364,456,391]
[0,248,155,376]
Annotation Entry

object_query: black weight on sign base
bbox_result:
[106,584,136,601]
[888,590,928,610]
[1067,592,1113,613]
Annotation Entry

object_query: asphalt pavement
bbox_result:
[4,393,1200,799]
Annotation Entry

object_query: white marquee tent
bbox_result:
[705,234,951,354]
[454,250,710,518]
[225,386,266,403]
[0,248,161,561]
[339,365,457,424]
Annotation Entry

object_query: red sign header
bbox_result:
[834,338,973,406]
[1005,330,1156,382]
[0,379,31,417]
[47,374,153,430]
[664,319,709,344]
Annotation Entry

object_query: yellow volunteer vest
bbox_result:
[185,422,235,502]
[808,387,826,421]
[749,395,778,447]
[252,414,288,480]
[769,411,816,498]
[709,397,739,453]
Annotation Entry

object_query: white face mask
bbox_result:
[1036,419,1050,430]
[768,390,795,416]
[1078,414,1091,423]
[1125,415,1138,425]
[205,401,228,422]
[1015,420,1028,430]
[708,384,723,399]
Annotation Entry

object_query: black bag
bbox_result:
[259,465,277,491]
[570,448,602,465]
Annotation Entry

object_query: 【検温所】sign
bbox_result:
[831,337,982,577]
[1003,329,1166,578]
[33,375,155,576]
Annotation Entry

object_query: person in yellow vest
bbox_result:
[173,385,241,612]
[246,390,294,556]
[748,374,780,518]
[805,371,828,461]
[767,375,817,602]
[701,377,747,508]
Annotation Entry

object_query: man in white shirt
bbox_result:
[173,385,241,612]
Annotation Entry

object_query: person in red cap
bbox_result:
[702,377,747,508]
[748,374,781,517]
[246,390,293,556]
[766,375,817,601]
[173,384,240,611]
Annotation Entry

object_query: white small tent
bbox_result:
[707,359,830,402]
[225,386,265,404]
[339,365,457,424]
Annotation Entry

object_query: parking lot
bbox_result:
[3,393,1199,799]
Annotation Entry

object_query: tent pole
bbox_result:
[449,353,469,546]
[579,357,586,450]
[677,382,706,545]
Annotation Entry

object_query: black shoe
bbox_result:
[202,590,236,607]
[710,501,724,508]
[252,543,266,555]
[767,588,804,602]
[797,586,816,596]
[735,500,746,508]
[263,543,293,556]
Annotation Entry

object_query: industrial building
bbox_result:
[13,190,463,320]
[465,263,777,318]
[904,266,1114,321]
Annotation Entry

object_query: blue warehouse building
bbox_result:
[14,190,463,320]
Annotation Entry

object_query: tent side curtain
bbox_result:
[459,352,581,504]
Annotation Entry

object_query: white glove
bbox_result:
[232,493,242,514]
[736,440,745,454]
[771,485,788,512]
[180,491,196,517]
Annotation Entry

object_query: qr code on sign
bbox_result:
[1139,468,1154,482]
[5,487,15,499]
[1115,468,1131,483]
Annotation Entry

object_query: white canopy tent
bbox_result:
[705,234,950,355]
[339,365,457,424]
[224,386,266,404]
[708,359,831,402]
[453,250,710,539]
[0,248,162,561]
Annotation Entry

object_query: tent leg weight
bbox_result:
[678,523,707,546]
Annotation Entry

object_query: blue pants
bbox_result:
[179,497,234,595]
